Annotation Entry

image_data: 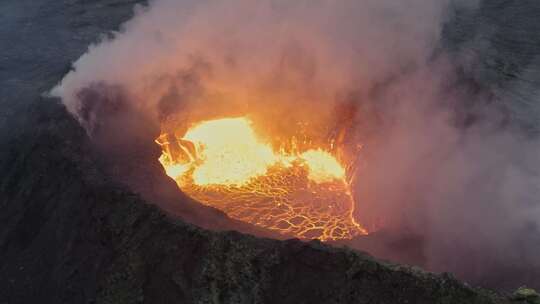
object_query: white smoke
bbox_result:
[52,0,449,132]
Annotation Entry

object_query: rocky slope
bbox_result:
[0,98,509,303]
[0,102,510,302]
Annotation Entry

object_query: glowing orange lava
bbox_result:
[157,117,367,241]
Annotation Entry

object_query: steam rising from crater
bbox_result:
[52,0,540,290]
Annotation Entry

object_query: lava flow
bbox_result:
[157,117,367,241]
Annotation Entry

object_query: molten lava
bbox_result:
[183,118,277,186]
[157,117,367,241]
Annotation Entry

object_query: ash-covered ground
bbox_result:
[1,0,540,303]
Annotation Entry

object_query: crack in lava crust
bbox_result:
[183,164,364,240]
[157,117,367,241]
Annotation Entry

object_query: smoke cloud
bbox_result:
[52,0,540,290]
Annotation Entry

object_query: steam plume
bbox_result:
[52,0,540,290]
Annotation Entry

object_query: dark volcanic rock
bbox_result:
[0,97,509,303]
[0,96,509,303]
[0,143,508,303]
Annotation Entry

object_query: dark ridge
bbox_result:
[0,103,508,302]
